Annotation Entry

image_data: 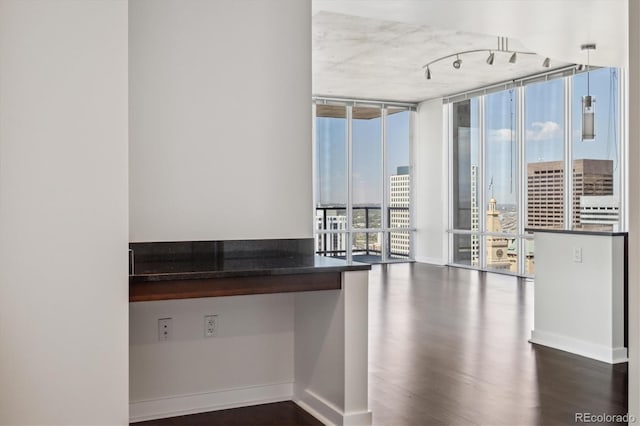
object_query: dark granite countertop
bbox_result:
[131,255,371,282]
[129,239,371,283]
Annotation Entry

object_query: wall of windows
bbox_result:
[314,100,414,263]
[449,68,623,277]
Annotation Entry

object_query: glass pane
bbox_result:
[352,206,380,230]
[572,68,620,231]
[525,79,565,230]
[485,90,517,234]
[352,232,382,263]
[316,105,347,236]
[314,208,347,257]
[452,234,474,266]
[524,238,535,274]
[388,231,410,259]
[485,235,516,273]
[387,108,410,228]
[387,108,411,260]
[353,106,382,228]
[452,99,480,231]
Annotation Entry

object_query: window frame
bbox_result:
[313,98,416,263]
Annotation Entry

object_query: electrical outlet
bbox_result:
[204,315,218,337]
[573,247,582,263]
[158,318,172,341]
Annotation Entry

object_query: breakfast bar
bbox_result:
[128,239,372,425]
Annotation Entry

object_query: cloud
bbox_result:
[488,128,515,142]
[526,121,562,141]
[487,121,562,143]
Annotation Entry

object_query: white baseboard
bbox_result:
[129,382,293,423]
[414,256,446,266]
[530,330,628,364]
[294,389,372,426]
[343,410,373,426]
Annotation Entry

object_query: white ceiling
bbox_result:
[312,0,628,103]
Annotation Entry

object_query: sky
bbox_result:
[468,67,619,204]
[316,109,410,205]
[315,68,619,208]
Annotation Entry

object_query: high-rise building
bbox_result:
[580,195,620,229]
[315,212,347,255]
[390,166,410,257]
[470,165,479,266]
[527,159,614,230]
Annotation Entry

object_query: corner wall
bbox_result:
[0,1,129,423]
[414,98,448,265]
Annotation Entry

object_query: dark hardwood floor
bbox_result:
[368,263,627,425]
[132,263,628,426]
[133,401,322,426]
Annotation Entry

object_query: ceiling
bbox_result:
[312,0,628,104]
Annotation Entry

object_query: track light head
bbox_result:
[509,52,517,64]
[452,56,462,69]
[486,52,495,65]
[425,67,431,80]
[542,57,550,68]
[576,64,585,71]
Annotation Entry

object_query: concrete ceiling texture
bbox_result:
[312,0,628,103]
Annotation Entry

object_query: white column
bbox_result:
[294,271,371,426]
[414,99,448,265]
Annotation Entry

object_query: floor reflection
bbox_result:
[368,263,627,425]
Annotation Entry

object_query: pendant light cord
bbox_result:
[587,48,590,96]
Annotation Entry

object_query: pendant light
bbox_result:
[581,44,596,141]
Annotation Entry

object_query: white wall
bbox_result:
[627,0,640,417]
[0,1,129,424]
[129,0,312,242]
[414,98,448,265]
[129,295,295,421]
[128,0,312,420]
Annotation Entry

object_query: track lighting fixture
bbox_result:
[576,64,585,72]
[422,36,544,80]
[581,43,596,141]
